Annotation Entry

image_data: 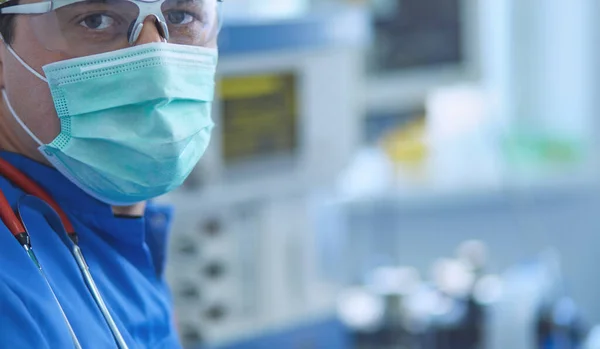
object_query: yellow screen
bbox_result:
[219,73,298,164]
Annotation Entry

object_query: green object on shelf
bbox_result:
[501,129,586,167]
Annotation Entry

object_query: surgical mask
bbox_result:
[3,42,217,205]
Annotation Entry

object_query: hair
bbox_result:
[0,2,17,45]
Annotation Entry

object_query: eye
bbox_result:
[166,11,195,25]
[79,14,115,30]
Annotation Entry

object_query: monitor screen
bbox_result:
[219,73,299,165]
[370,0,464,72]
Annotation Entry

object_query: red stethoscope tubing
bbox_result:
[0,160,128,349]
[0,158,75,237]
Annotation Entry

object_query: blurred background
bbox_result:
[157,0,600,348]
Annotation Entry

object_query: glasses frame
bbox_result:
[0,0,224,45]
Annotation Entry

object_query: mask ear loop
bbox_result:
[3,44,48,83]
[1,90,44,146]
[0,34,46,146]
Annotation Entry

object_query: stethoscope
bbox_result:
[0,158,128,349]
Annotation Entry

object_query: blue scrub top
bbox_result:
[0,152,182,348]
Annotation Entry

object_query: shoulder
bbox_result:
[0,224,80,348]
[0,282,51,348]
[0,242,54,348]
[0,173,24,206]
[0,222,44,345]
[0,175,43,283]
[0,182,61,348]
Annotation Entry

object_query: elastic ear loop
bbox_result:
[4,44,48,83]
[1,90,44,147]
[0,41,47,146]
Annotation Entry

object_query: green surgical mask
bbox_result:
[3,43,217,205]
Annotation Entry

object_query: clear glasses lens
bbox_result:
[161,0,220,46]
[29,0,221,57]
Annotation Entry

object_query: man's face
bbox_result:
[0,7,169,163]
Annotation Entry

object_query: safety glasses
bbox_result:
[0,0,224,56]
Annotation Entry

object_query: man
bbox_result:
[0,1,220,347]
